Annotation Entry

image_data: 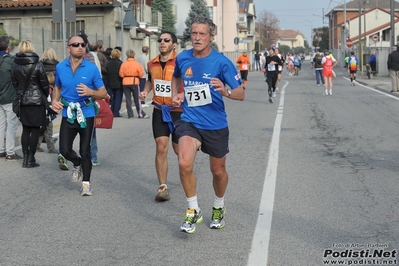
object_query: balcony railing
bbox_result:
[132,4,152,24]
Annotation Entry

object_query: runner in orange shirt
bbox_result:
[236,50,250,89]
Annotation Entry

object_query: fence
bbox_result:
[331,46,390,77]
[4,24,114,60]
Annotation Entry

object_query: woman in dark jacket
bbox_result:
[41,47,59,74]
[106,48,123,117]
[11,40,49,168]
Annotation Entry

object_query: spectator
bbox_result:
[41,47,59,74]
[107,49,123,117]
[119,49,149,119]
[0,35,22,161]
[36,72,58,153]
[136,46,149,107]
[368,50,377,77]
[254,52,260,71]
[87,43,103,166]
[95,40,110,95]
[313,51,324,87]
[387,46,399,93]
[37,48,59,154]
[11,40,49,167]
[104,47,113,61]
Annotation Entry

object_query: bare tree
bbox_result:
[257,10,280,51]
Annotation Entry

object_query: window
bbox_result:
[208,7,213,20]
[52,21,85,40]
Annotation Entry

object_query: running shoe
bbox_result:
[272,92,276,98]
[72,164,83,183]
[80,182,93,196]
[57,154,69,170]
[180,208,203,234]
[210,207,226,229]
[92,161,101,166]
[268,97,273,103]
[155,184,170,202]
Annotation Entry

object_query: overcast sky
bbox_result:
[253,0,341,42]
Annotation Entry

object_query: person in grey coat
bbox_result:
[387,45,399,92]
[0,35,23,161]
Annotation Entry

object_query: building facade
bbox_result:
[0,0,162,60]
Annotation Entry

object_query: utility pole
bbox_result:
[358,0,362,69]
[342,0,346,67]
[391,0,395,46]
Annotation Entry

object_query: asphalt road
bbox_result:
[1,64,399,266]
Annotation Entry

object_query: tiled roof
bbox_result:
[328,0,399,13]
[278,29,300,39]
[0,0,113,8]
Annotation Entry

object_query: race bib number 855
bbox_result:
[185,84,212,107]
[154,79,171,97]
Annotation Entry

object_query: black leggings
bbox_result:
[267,75,278,97]
[21,125,41,154]
[59,117,94,182]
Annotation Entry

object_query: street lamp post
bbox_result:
[304,19,313,47]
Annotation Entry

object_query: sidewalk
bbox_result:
[15,92,154,149]
[338,66,393,93]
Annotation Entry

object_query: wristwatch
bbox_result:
[226,88,232,97]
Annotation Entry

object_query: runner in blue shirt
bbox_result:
[171,17,245,234]
[293,53,301,76]
[52,35,107,196]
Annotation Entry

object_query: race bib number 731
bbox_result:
[185,83,212,107]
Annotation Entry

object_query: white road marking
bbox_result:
[247,81,288,266]
[342,77,399,100]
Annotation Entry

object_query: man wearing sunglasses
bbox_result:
[171,17,245,234]
[140,31,183,202]
[52,35,108,196]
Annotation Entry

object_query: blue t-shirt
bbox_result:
[173,49,242,130]
[55,58,104,118]
[294,56,301,66]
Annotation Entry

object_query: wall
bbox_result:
[1,5,150,61]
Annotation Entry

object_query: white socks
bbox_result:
[186,195,199,210]
[213,195,225,208]
[186,195,225,210]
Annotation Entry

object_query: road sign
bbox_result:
[372,34,379,42]
[346,38,353,48]
[52,0,76,23]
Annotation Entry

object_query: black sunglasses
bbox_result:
[157,38,171,43]
[68,42,87,48]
